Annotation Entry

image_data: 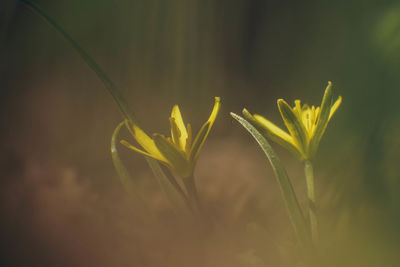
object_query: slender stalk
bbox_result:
[304,160,318,245]
[111,121,155,222]
[162,166,191,205]
[231,113,311,247]
[183,175,200,212]
[19,0,190,213]
[19,0,137,125]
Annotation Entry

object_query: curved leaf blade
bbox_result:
[146,157,191,214]
[111,121,153,220]
[20,0,190,214]
[230,112,310,246]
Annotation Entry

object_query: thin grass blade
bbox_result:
[19,0,187,212]
[230,112,310,246]
[111,121,154,220]
[19,0,136,124]
[147,157,191,214]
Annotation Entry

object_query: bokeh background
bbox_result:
[1,0,400,266]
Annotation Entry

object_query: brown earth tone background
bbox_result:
[2,0,400,266]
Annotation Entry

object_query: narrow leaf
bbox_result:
[111,121,153,220]
[146,157,191,214]
[231,112,310,246]
[243,109,303,160]
[21,0,190,214]
[19,0,137,124]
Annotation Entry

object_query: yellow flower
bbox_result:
[121,97,221,178]
[243,82,342,161]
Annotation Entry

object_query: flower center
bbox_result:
[293,100,321,139]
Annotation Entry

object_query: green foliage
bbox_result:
[230,112,311,247]
[19,0,191,215]
[111,121,154,220]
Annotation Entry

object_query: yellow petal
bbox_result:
[185,123,192,154]
[243,109,304,160]
[170,117,182,148]
[315,106,321,122]
[207,97,221,124]
[277,99,308,155]
[308,81,334,159]
[252,114,294,145]
[189,97,221,162]
[170,105,188,149]
[317,81,333,127]
[302,104,310,111]
[329,96,342,121]
[189,121,209,162]
[131,124,166,161]
[153,134,191,178]
[293,100,302,117]
[310,106,316,125]
[120,140,167,163]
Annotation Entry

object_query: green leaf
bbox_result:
[20,0,190,214]
[146,157,192,215]
[111,121,153,220]
[230,112,310,247]
[20,0,192,216]
[19,0,137,125]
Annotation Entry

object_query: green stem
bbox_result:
[163,167,192,208]
[231,113,311,247]
[304,160,318,245]
[183,175,200,212]
[19,0,136,124]
[19,0,190,213]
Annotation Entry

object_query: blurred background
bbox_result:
[1,0,400,266]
